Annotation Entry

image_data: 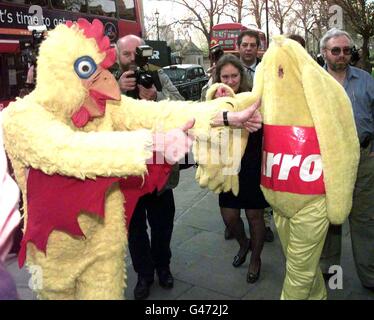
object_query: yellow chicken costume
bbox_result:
[2,19,254,300]
[201,36,360,299]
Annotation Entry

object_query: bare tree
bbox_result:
[248,0,266,29]
[224,0,247,23]
[312,0,333,41]
[268,0,296,34]
[291,0,327,51]
[323,0,374,72]
[160,0,228,48]
[223,0,265,30]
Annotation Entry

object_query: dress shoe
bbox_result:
[232,239,251,268]
[158,269,174,289]
[264,227,274,242]
[134,277,154,300]
[224,226,234,240]
[247,259,261,283]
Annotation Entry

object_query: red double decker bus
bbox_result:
[0,0,144,109]
[210,22,267,57]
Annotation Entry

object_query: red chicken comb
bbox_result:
[65,18,116,69]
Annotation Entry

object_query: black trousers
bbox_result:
[128,189,175,280]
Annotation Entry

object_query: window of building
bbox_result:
[88,0,116,17]
[51,0,88,12]
[117,0,136,21]
[4,0,48,5]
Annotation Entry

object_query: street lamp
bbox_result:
[155,9,160,41]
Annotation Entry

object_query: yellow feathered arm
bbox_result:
[108,91,258,195]
[191,83,257,195]
[109,94,242,133]
[3,99,154,180]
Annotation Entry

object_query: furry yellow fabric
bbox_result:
[256,36,359,225]
[2,21,256,299]
[195,83,256,195]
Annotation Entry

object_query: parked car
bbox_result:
[162,64,209,101]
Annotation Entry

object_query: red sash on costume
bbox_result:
[261,124,325,195]
[18,157,171,268]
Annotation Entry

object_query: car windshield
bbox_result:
[163,68,186,82]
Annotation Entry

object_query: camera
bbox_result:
[210,44,224,64]
[350,46,360,66]
[133,45,154,88]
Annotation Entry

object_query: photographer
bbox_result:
[116,34,184,300]
[117,35,183,101]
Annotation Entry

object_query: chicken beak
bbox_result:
[90,68,121,101]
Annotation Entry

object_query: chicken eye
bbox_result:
[74,56,97,79]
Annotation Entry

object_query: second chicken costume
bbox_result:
[203,36,360,299]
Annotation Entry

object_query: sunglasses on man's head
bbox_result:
[326,47,352,56]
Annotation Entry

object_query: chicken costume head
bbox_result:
[34,19,120,127]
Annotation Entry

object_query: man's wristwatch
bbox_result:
[223,111,229,126]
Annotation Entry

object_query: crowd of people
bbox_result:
[0,23,373,300]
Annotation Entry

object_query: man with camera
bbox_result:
[117,35,183,101]
[117,34,184,300]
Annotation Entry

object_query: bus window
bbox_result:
[117,0,136,21]
[213,30,226,38]
[87,0,116,17]
[3,0,48,5]
[51,0,88,12]
[227,30,239,38]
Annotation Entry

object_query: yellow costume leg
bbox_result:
[75,185,127,300]
[274,197,329,300]
[76,249,126,300]
[27,184,127,300]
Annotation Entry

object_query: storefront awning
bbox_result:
[0,40,20,53]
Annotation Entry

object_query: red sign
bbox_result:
[261,124,325,195]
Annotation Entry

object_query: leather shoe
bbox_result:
[247,259,261,283]
[158,269,174,289]
[232,239,251,268]
[264,227,274,242]
[224,226,234,240]
[134,277,153,300]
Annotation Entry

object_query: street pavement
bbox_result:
[5,167,374,300]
